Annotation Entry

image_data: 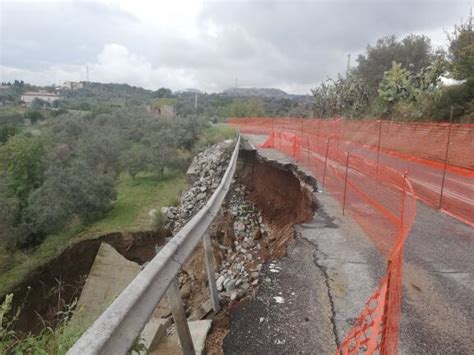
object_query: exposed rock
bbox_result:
[165,140,234,234]
[216,275,226,291]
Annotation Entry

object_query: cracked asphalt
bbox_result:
[223,135,473,354]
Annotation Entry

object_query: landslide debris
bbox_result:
[165,140,234,234]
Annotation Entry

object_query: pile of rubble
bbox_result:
[164,139,272,302]
[215,183,271,301]
[164,140,234,234]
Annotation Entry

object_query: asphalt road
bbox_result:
[224,135,474,354]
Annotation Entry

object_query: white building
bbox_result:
[21,91,61,106]
[63,81,84,90]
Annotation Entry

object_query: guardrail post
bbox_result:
[166,279,195,355]
[322,137,330,188]
[342,153,350,215]
[203,232,220,312]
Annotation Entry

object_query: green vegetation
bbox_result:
[0,101,216,353]
[82,173,185,237]
[1,292,82,354]
[0,171,184,295]
[193,124,236,153]
[0,108,209,251]
[152,97,177,107]
[175,92,312,119]
[220,98,265,117]
[312,13,474,122]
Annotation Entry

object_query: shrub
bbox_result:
[432,82,474,121]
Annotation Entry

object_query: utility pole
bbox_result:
[346,54,351,77]
[86,65,90,82]
[194,92,198,111]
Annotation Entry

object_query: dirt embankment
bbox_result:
[6,230,167,333]
[238,149,315,227]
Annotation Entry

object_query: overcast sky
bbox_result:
[0,0,471,94]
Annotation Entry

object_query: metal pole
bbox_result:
[380,258,392,355]
[307,135,310,167]
[400,170,408,231]
[439,107,453,209]
[376,120,382,175]
[271,118,275,148]
[322,137,330,188]
[202,232,220,312]
[166,279,195,355]
[342,153,350,215]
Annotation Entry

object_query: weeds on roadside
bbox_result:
[0,280,81,354]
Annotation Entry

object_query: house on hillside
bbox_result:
[20,91,61,107]
[63,81,85,90]
[146,98,177,118]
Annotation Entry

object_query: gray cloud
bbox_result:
[1,0,471,94]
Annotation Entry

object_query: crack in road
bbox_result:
[299,230,340,347]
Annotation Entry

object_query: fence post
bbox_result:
[307,135,310,167]
[166,279,195,355]
[203,232,220,312]
[439,107,453,209]
[400,169,408,231]
[342,153,350,215]
[380,259,393,355]
[292,136,297,159]
[376,120,382,175]
[322,137,330,188]
[271,118,275,148]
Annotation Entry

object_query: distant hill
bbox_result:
[223,87,289,98]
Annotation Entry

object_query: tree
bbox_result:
[153,87,173,98]
[30,98,49,110]
[312,74,370,117]
[24,110,45,124]
[0,179,29,250]
[377,59,446,119]
[78,131,122,176]
[448,15,474,82]
[0,134,50,211]
[378,62,415,107]
[355,34,434,97]
[122,145,149,178]
[0,126,20,144]
[27,161,117,233]
[26,165,75,234]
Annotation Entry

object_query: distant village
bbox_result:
[0,81,86,107]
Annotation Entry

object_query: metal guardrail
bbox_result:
[68,135,241,355]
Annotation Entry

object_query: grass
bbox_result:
[193,124,236,153]
[0,172,185,296]
[0,294,81,355]
[151,98,178,107]
[0,106,27,115]
[79,172,185,238]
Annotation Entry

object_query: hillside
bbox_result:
[223,87,289,98]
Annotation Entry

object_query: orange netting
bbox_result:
[229,117,474,227]
[229,117,425,354]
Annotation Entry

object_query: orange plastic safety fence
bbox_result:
[228,117,474,227]
[229,118,421,354]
